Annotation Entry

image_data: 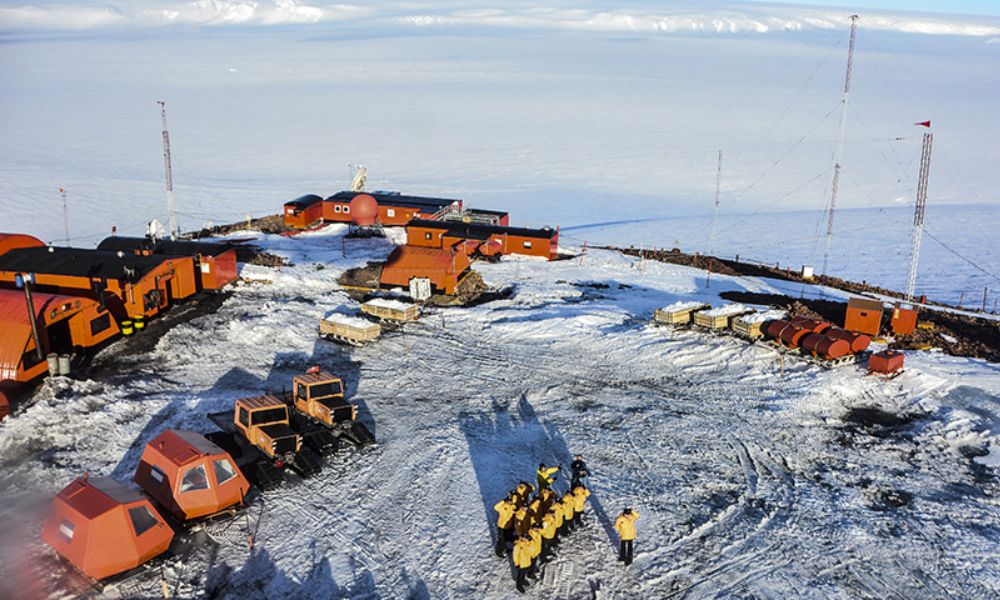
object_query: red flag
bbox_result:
[914,120,931,128]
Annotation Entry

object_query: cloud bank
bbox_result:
[2,1,999,37]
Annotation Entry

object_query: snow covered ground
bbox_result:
[1,226,998,599]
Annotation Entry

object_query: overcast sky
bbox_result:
[740,0,1000,17]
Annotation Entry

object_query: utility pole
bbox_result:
[60,187,69,244]
[157,101,178,240]
[905,132,933,302]
[709,150,722,256]
[822,15,859,276]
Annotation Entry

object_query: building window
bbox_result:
[90,313,112,335]
[343,205,350,213]
[523,241,533,249]
[128,506,159,536]
[387,209,396,218]
[424,233,432,240]
[180,465,209,492]
[334,205,342,213]
[238,407,249,427]
[213,459,238,485]
[149,465,166,484]
[58,519,75,542]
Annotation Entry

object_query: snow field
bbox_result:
[0,224,997,598]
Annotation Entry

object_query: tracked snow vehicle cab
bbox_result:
[208,395,322,488]
[285,370,375,447]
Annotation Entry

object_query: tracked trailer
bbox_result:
[207,395,322,489]
[282,370,376,447]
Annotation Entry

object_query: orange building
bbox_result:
[283,191,463,229]
[380,246,471,295]
[41,476,174,581]
[405,218,559,259]
[0,233,45,257]
[0,246,198,319]
[282,194,325,229]
[134,429,250,521]
[97,237,239,291]
[0,289,119,385]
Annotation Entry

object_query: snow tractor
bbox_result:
[282,370,376,447]
[208,395,322,489]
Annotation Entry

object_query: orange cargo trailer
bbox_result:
[97,237,238,291]
[41,476,174,581]
[134,429,250,521]
[0,233,45,257]
[380,246,471,295]
[0,289,119,385]
[0,246,198,319]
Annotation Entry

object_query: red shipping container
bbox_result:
[869,350,905,374]
[844,297,883,336]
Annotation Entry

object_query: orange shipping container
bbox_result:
[890,306,919,336]
[844,297,883,336]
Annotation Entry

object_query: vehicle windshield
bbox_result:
[251,406,287,425]
[309,381,343,399]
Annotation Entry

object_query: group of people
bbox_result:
[493,456,592,593]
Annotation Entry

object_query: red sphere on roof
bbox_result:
[350,194,379,227]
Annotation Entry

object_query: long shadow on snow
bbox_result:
[111,339,367,480]
[458,394,618,553]
[204,545,381,600]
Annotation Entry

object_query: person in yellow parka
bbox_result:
[494,493,517,557]
[537,487,556,517]
[537,463,561,490]
[571,484,590,528]
[514,504,531,537]
[560,493,576,534]
[552,501,565,546]
[614,507,640,565]
[513,481,531,508]
[513,533,532,593]
[540,509,558,562]
[528,495,543,526]
[528,524,543,579]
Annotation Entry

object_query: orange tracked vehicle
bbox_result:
[283,370,375,447]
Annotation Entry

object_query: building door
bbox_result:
[46,319,73,355]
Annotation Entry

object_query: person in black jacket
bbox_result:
[570,454,590,489]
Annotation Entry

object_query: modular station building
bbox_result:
[0,245,198,320]
[97,237,239,291]
[283,191,462,229]
[405,218,559,260]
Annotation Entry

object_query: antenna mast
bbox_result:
[709,150,722,255]
[157,100,178,240]
[821,14,859,276]
[905,132,933,302]
[60,187,69,244]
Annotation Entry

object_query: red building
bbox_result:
[405,218,559,260]
[97,237,239,291]
[283,191,462,229]
[380,246,472,295]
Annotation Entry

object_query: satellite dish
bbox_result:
[147,219,165,241]
[349,164,367,192]
[350,194,379,227]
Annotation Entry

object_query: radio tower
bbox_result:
[157,100,178,240]
[821,14,859,276]
[60,187,69,244]
[905,132,933,302]
[709,150,722,256]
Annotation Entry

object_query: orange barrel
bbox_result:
[789,317,832,334]
[763,319,790,341]
[802,333,851,359]
[825,328,870,353]
[779,324,810,348]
